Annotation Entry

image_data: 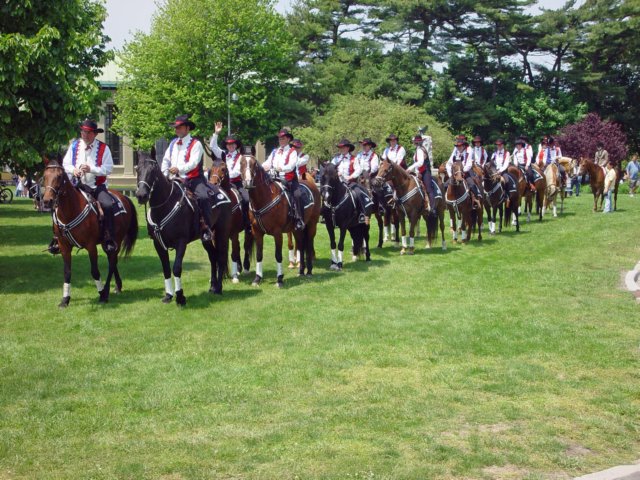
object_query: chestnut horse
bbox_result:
[578,158,622,211]
[135,152,232,305]
[240,155,321,287]
[42,160,138,308]
[374,158,441,253]
[543,163,563,217]
[208,160,254,283]
[445,162,482,243]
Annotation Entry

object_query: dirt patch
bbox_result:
[565,443,594,457]
[482,464,529,479]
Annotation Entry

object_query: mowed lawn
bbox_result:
[0,190,639,480]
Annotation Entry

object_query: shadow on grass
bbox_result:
[0,224,57,246]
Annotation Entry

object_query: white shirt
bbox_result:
[337,154,361,182]
[263,144,297,180]
[422,136,433,163]
[209,133,241,181]
[62,138,113,189]
[537,145,562,165]
[357,150,379,175]
[492,149,511,173]
[161,134,204,179]
[382,144,406,165]
[407,146,427,174]
[471,146,488,166]
[296,153,309,175]
[446,148,473,177]
[512,147,530,169]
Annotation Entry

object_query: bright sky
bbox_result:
[104,0,567,50]
[104,0,293,50]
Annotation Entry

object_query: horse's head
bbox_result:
[483,161,500,182]
[42,159,67,209]
[240,154,258,190]
[577,157,590,176]
[135,150,161,204]
[319,162,339,205]
[451,161,464,185]
[209,160,228,186]
[374,158,394,187]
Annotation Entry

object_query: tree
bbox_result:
[557,112,628,163]
[0,0,112,172]
[113,0,296,149]
[296,94,452,166]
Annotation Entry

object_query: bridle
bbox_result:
[43,164,69,206]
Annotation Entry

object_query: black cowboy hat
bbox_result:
[456,134,468,141]
[79,118,104,133]
[413,135,424,143]
[277,128,294,140]
[454,138,468,147]
[225,135,240,145]
[360,138,377,149]
[385,134,399,142]
[291,138,304,148]
[515,138,526,146]
[519,135,529,143]
[548,136,555,143]
[336,138,355,152]
[494,138,505,146]
[168,114,196,130]
[472,135,483,144]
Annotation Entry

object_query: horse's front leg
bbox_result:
[153,239,174,303]
[242,230,253,273]
[203,240,220,295]
[326,215,339,270]
[59,244,72,308]
[375,211,383,248]
[252,231,264,286]
[336,227,347,270]
[399,215,408,254]
[230,232,241,283]
[406,216,416,255]
[101,250,119,303]
[287,231,297,270]
[86,243,108,304]
[172,239,188,306]
[274,232,284,288]
[364,224,371,261]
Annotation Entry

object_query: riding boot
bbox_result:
[241,203,251,233]
[47,236,60,255]
[294,198,305,231]
[102,211,117,253]
[198,198,213,242]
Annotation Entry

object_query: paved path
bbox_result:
[575,462,640,479]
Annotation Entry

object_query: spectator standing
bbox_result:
[603,160,617,213]
[625,154,639,197]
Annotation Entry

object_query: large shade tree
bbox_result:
[114,0,296,149]
[0,0,112,172]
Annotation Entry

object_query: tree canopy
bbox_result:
[0,0,111,172]
[113,0,296,149]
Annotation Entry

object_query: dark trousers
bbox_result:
[349,182,369,216]
[231,180,251,228]
[420,168,436,211]
[283,177,304,220]
[80,183,115,240]
[187,176,213,228]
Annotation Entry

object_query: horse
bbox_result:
[240,155,321,287]
[208,160,254,283]
[578,157,622,211]
[369,178,400,247]
[445,161,482,243]
[483,162,520,234]
[523,164,546,222]
[320,163,370,270]
[42,160,138,308]
[543,163,563,217]
[135,151,231,305]
[374,158,440,253]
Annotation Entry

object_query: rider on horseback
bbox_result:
[537,136,566,185]
[382,134,407,169]
[162,114,214,242]
[407,134,436,216]
[471,135,488,168]
[48,118,117,254]
[492,138,511,186]
[210,121,251,233]
[332,139,370,225]
[446,137,481,205]
[263,128,305,231]
[292,139,309,180]
[513,137,536,192]
[357,138,380,188]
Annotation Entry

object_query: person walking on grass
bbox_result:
[625,154,639,197]
[603,160,617,213]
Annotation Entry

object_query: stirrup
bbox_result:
[201,228,213,242]
[358,213,366,224]
[103,239,118,253]
[47,238,60,255]
[295,219,305,231]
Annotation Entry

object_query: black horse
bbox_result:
[369,178,400,247]
[320,163,371,271]
[483,161,520,234]
[135,151,232,305]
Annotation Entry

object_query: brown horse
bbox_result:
[445,162,482,243]
[42,160,138,308]
[523,164,546,222]
[543,163,563,217]
[375,158,439,253]
[240,155,321,287]
[208,160,254,283]
[578,157,622,211]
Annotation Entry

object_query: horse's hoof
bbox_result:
[400,248,406,255]
[252,275,262,287]
[441,242,447,251]
[58,296,70,308]
[425,244,431,249]
[407,247,414,255]
[365,256,371,262]
[232,276,240,284]
[162,293,173,304]
[276,281,284,289]
[98,289,108,304]
[114,287,122,295]
[329,262,339,271]
[352,255,358,262]
[175,290,186,306]
[209,286,222,295]
[306,273,313,278]
[288,262,295,269]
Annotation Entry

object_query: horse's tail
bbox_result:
[351,224,364,257]
[427,210,437,241]
[120,195,138,258]
[244,229,254,262]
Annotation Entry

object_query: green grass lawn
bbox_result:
[1,192,639,480]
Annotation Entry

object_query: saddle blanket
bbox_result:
[275,181,315,210]
[431,178,443,199]
[78,188,128,216]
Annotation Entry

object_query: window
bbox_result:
[105,104,122,165]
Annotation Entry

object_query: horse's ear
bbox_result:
[150,146,156,160]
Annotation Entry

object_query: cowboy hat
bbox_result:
[336,138,355,152]
[168,114,196,130]
[472,135,483,145]
[291,139,304,148]
[385,134,399,142]
[494,138,505,146]
[79,118,104,134]
[225,135,240,145]
[360,138,377,149]
[277,128,294,140]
